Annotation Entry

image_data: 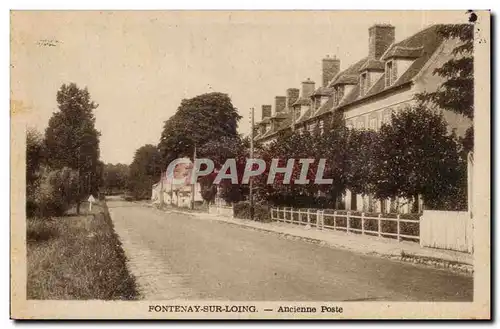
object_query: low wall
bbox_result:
[420,210,472,253]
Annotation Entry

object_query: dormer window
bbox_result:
[360,72,370,97]
[385,60,397,87]
[333,85,345,106]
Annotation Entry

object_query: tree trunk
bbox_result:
[76,201,81,215]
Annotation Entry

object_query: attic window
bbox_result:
[385,60,397,87]
[333,85,344,106]
[360,72,370,96]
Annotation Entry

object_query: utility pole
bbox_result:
[191,145,197,210]
[249,107,255,221]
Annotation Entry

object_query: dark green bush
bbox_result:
[233,202,271,222]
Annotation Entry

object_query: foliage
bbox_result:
[27,204,138,300]
[128,144,162,200]
[197,135,250,204]
[158,92,242,165]
[233,201,271,222]
[254,113,349,208]
[375,106,467,210]
[415,24,474,153]
[26,128,45,187]
[416,24,473,120]
[102,163,129,195]
[345,128,380,196]
[44,83,101,210]
[29,166,80,217]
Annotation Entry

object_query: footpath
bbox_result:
[149,203,473,275]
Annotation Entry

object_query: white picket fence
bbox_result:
[420,210,473,253]
[270,207,420,242]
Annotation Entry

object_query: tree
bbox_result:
[26,128,45,216]
[44,83,101,214]
[197,135,248,204]
[26,128,44,188]
[128,145,162,200]
[102,163,129,195]
[345,128,380,209]
[158,92,242,165]
[375,105,466,211]
[416,24,474,152]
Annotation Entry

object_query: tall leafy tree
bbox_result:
[375,105,466,211]
[26,128,45,187]
[102,163,130,195]
[44,83,101,213]
[416,24,474,152]
[128,145,162,200]
[345,129,380,202]
[197,135,249,204]
[159,92,242,166]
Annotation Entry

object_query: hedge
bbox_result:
[233,202,271,222]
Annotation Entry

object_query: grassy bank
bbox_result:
[27,202,138,300]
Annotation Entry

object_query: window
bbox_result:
[385,61,398,87]
[382,108,392,125]
[360,72,370,96]
[338,85,344,99]
[356,119,365,129]
[308,123,315,133]
[369,117,377,131]
[319,120,324,135]
[334,86,345,106]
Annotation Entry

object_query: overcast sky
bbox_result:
[11,11,468,164]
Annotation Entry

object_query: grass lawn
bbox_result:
[27,202,138,300]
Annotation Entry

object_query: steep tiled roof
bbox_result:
[256,24,447,141]
[338,25,445,108]
[270,112,290,120]
[329,57,368,86]
[359,59,385,72]
[382,46,424,60]
[292,97,312,106]
[312,86,334,97]
[295,108,312,124]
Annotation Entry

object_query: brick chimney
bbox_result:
[369,24,395,59]
[322,55,340,87]
[261,105,272,119]
[274,96,286,114]
[301,78,315,98]
[285,88,300,110]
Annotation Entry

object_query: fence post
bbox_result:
[397,214,401,241]
[361,212,365,235]
[321,211,325,230]
[333,211,337,230]
[378,214,382,237]
[298,208,302,225]
[307,209,311,226]
[316,210,320,230]
[347,211,350,233]
[283,207,286,223]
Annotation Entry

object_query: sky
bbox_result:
[11,11,468,164]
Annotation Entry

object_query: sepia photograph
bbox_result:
[10,9,490,319]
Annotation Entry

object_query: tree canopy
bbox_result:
[43,83,101,212]
[128,144,162,199]
[159,92,242,166]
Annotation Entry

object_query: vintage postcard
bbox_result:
[10,10,490,319]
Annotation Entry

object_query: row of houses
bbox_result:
[253,23,472,214]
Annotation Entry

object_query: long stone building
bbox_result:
[253,23,472,213]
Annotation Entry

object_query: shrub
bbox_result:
[30,166,79,217]
[233,201,271,222]
[27,218,59,244]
